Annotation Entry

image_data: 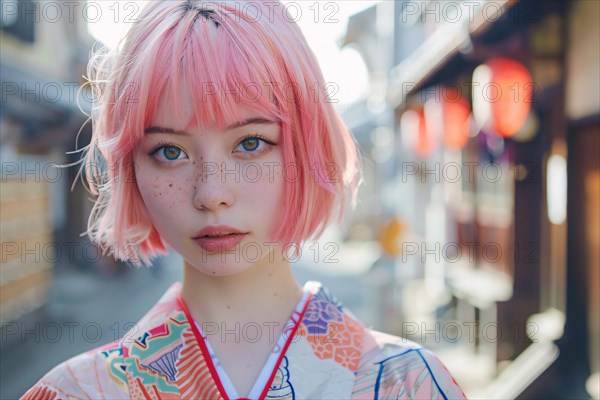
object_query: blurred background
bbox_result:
[1,0,599,399]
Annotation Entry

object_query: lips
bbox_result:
[202,233,237,238]
[192,225,249,252]
[193,231,248,252]
[193,225,247,239]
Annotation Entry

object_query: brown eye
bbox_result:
[234,136,274,159]
[150,142,188,163]
[163,146,181,160]
[241,138,259,151]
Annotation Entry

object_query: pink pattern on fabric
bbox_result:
[21,384,60,400]
[175,329,224,400]
[126,370,155,400]
[297,307,364,371]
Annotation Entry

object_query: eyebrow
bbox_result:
[144,118,276,135]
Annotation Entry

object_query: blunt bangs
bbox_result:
[81,0,363,267]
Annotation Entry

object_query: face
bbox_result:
[133,92,287,276]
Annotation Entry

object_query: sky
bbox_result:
[87,1,379,107]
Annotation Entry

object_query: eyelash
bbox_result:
[148,134,275,164]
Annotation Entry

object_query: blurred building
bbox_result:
[341,0,599,398]
[1,0,94,326]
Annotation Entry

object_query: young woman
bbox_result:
[22,1,466,399]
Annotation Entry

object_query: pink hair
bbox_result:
[81,0,363,267]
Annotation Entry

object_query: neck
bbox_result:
[181,247,303,328]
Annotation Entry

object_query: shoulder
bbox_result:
[21,284,184,400]
[357,329,467,399]
[21,340,129,400]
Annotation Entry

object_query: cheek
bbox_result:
[240,161,286,213]
[254,160,285,191]
[134,164,190,218]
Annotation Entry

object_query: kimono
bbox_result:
[22,281,467,400]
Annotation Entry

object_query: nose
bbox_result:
[192,161,235,211]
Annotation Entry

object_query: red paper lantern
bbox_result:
[472,58,533,138]
[433,86,471,149]
[401,106,439,158]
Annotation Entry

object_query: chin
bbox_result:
[187,259,254,277]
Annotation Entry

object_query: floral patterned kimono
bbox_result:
[22,281,466,400]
